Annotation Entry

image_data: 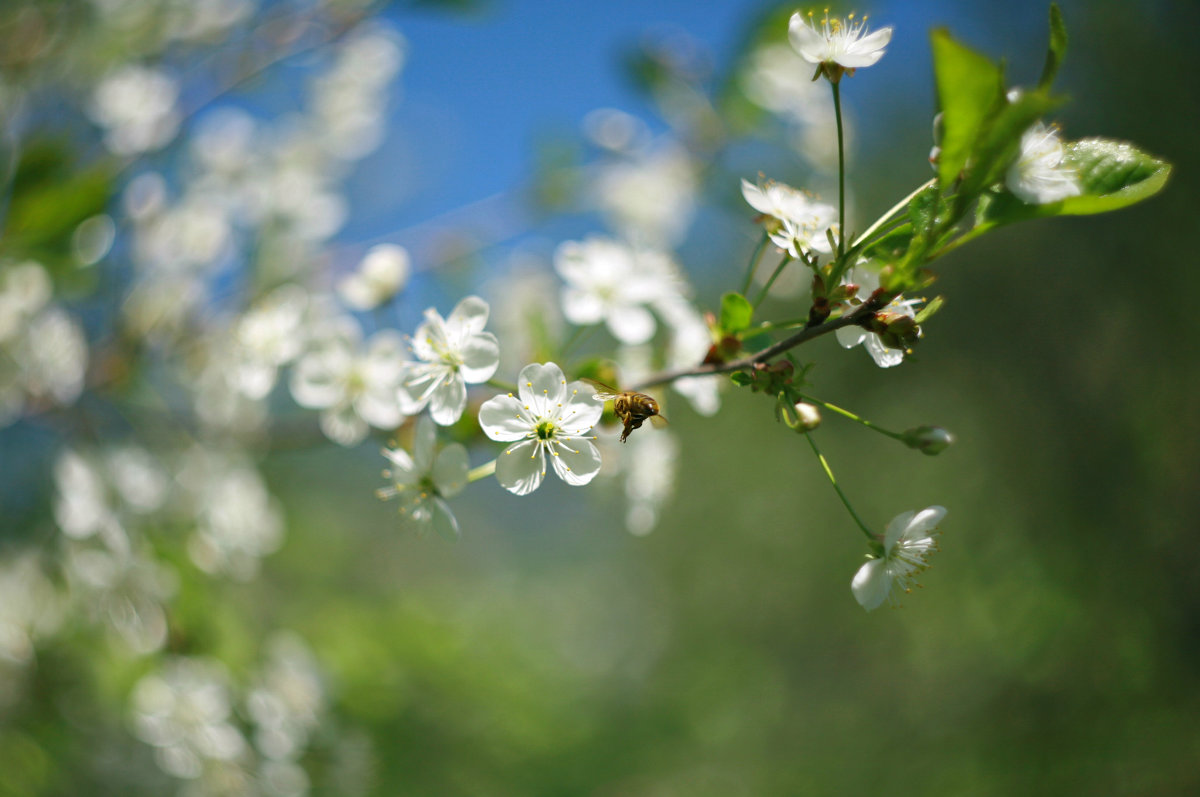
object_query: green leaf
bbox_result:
[719,292,754,334]
[730,371,753,387]
[1038,4,1068,90]
[1,140,114,267]
[932,29,1004,192]
[860,224,915,262]
[978,138,1172,227]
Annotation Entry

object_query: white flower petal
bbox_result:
[518,362,567,414]
[479,394,533,441]
[410,313,446,362]
[432,444,469,498]
[458,332,500,383]
[561,287,605,325]
[883,510,917,551]
[560,381,604,432]
[496,439,545,495]
[865,335,905,368]
[904,505,947,538]
[427,373,467,426]
[412,415,437,472]
[606,303,656,345]
[429,497,460,541]
[836,325,867,349]
[383,448,418,484]
[446,295,490,337]
[549,438,602,486]
[321,404,368,446]
[851,558,891,611]
[788,18,826,64]
[354,389,403,430]
[839,27,893,67]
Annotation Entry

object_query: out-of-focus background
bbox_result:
[1,0,1196,794]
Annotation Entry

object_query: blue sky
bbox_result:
[340,0,1061,252]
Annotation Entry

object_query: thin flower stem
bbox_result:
[740,229,771,296]
[744,317,810,336]
[752,254,792,307]
[796,392,905,441]
[467,459,496,483]
[559,324,593,358]
[486,378,518,393]
[804,432,876,541]
[831,81,846,262]
[848,178,938,253]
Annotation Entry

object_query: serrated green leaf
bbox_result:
[932,29,1004,192]
[719,292,754,334]
[978,138,1172,227]
[1038,4,1068,89]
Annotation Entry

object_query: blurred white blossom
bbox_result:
[177,448,285,580]
[554,237,680,346]
[0,263,88,426]
[233,285,310,400]
[0,553,63,667]
[88,64,181,155]
[338,244,410,311]
[290,321,408,446]
[130,658,248,779]
[63,538,177,654]
[1007,121,1081,205]
[377,415,468,539]
[592,142,698,248]
[246,633,325,763]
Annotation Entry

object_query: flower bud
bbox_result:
[794,401,821,431]
[903,425,954,456]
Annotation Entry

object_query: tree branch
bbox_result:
[630,299,879,392]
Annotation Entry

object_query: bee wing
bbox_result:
[580,378,622,401]
[649,414,669,428]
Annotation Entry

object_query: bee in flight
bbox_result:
[581,379,668,443]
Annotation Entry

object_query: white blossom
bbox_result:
[0,553,63,666]
[554,236,677,345]
[376,415,468,539]
[835,267,921,368]
[233,284,309,400]
[88,64,181,155]
[1006,121,1081,204]
[852,506,946,610]
[290,321,407,446]
[742,178,837,257]
[397,296,500,426]
[63,539,177,654]
[337,244,410,311]
[130,658,248,779]
[788,10,893,71]
[592,143,698,248]
[478,362,603,495]
[176,448,285,581]
[246,633,325,763]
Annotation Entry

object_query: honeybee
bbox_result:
[581,378,668,443]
